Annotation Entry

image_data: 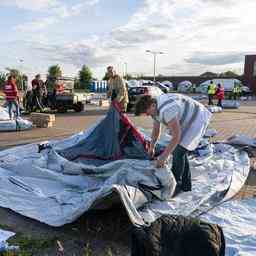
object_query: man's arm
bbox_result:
[116,77,126,102]
[156,116,181,168]
[106,80,112,98]
[149,120,161,157]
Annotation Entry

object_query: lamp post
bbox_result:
[19,59,24,91]
[146,50,164,83]
[124,62,128,79]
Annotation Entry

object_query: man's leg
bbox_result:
[13,100,20,118]
[209,94,213,105]
[181,151,192,191]
[172,145,192,191]
[7,101,13,119]
[208,94,211,105]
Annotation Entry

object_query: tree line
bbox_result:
[0,64,93,91]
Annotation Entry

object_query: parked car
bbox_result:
[177,81,193,93]
[162,81,174,90]
[198,79,242,94]
[241,86,252,96]
[155,82,171,93]
[127,86,163,112]
[47,77,84,113]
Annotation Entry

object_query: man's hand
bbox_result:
[156,154,169,168]
[148,144,155,158]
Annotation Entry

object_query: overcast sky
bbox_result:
[0,0,255,79]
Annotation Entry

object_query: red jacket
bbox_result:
[4,81,18,101]
[216,87,224,100]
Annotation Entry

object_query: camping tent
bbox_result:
[162,81,173,90]
[0,101,250,228]
[177,81,192,92]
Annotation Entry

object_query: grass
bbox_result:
[0,234,56,256]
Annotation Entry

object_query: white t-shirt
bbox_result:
[155,93,212,151]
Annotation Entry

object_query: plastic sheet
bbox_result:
[222,100,240,109]
[201,198,256,256]
[0,229,16,252]
[207,106,223,113]
[0,107,32,132]
[0,129,250,227]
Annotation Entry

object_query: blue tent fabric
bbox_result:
[58,103,150,163]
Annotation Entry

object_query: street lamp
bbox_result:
[124,62,128,79]
[146,50,164,82]
[19,59,24,91]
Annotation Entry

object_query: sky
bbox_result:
[0,0,256,80]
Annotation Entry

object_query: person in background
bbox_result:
[106,66,129,112]
[22,75,28,91]
[4,75,20,120]
[233,83,240,101]
[192,83,196,93]
[31,74,45,111]
[135,94,211,194]
[207,80,216,105]
[216,83,224,108]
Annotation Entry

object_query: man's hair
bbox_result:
[107,66,113,71]
[135,95,156,116]
[8,75,16,81]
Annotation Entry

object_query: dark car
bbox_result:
[127,85,163,112]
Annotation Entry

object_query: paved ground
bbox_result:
[1,100,256,255]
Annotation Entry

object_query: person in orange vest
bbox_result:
[55,82,65,94]
[4,75,20,120]
[216,83,224,108]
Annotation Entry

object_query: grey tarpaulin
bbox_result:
[207,106,223,113]
[222,100,240,109]
[0,107,32,132]
[201,198,256,256]
[0,103,250,227]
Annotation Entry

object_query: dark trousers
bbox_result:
[172,145,191,191]
[208,94,214,105]
[217,99,223,108]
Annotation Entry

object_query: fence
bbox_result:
[90,81,108,93]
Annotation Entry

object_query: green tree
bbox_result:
[124,73,133,80]
[48,65,62,78]
[78,65,93,90]
[47,65,63,90]
[102,72,109,81]
[219,70,239,77]
[0,72,6,90]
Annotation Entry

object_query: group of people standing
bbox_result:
[208,80,242,107]
[207,81,225,107]
[3,73,65,120]
[25,74,48,112]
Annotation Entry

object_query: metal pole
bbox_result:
[124,62,128,79]
[153,53,156,83]
[146,50,164,83]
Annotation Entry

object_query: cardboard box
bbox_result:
[31,113,55,128]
